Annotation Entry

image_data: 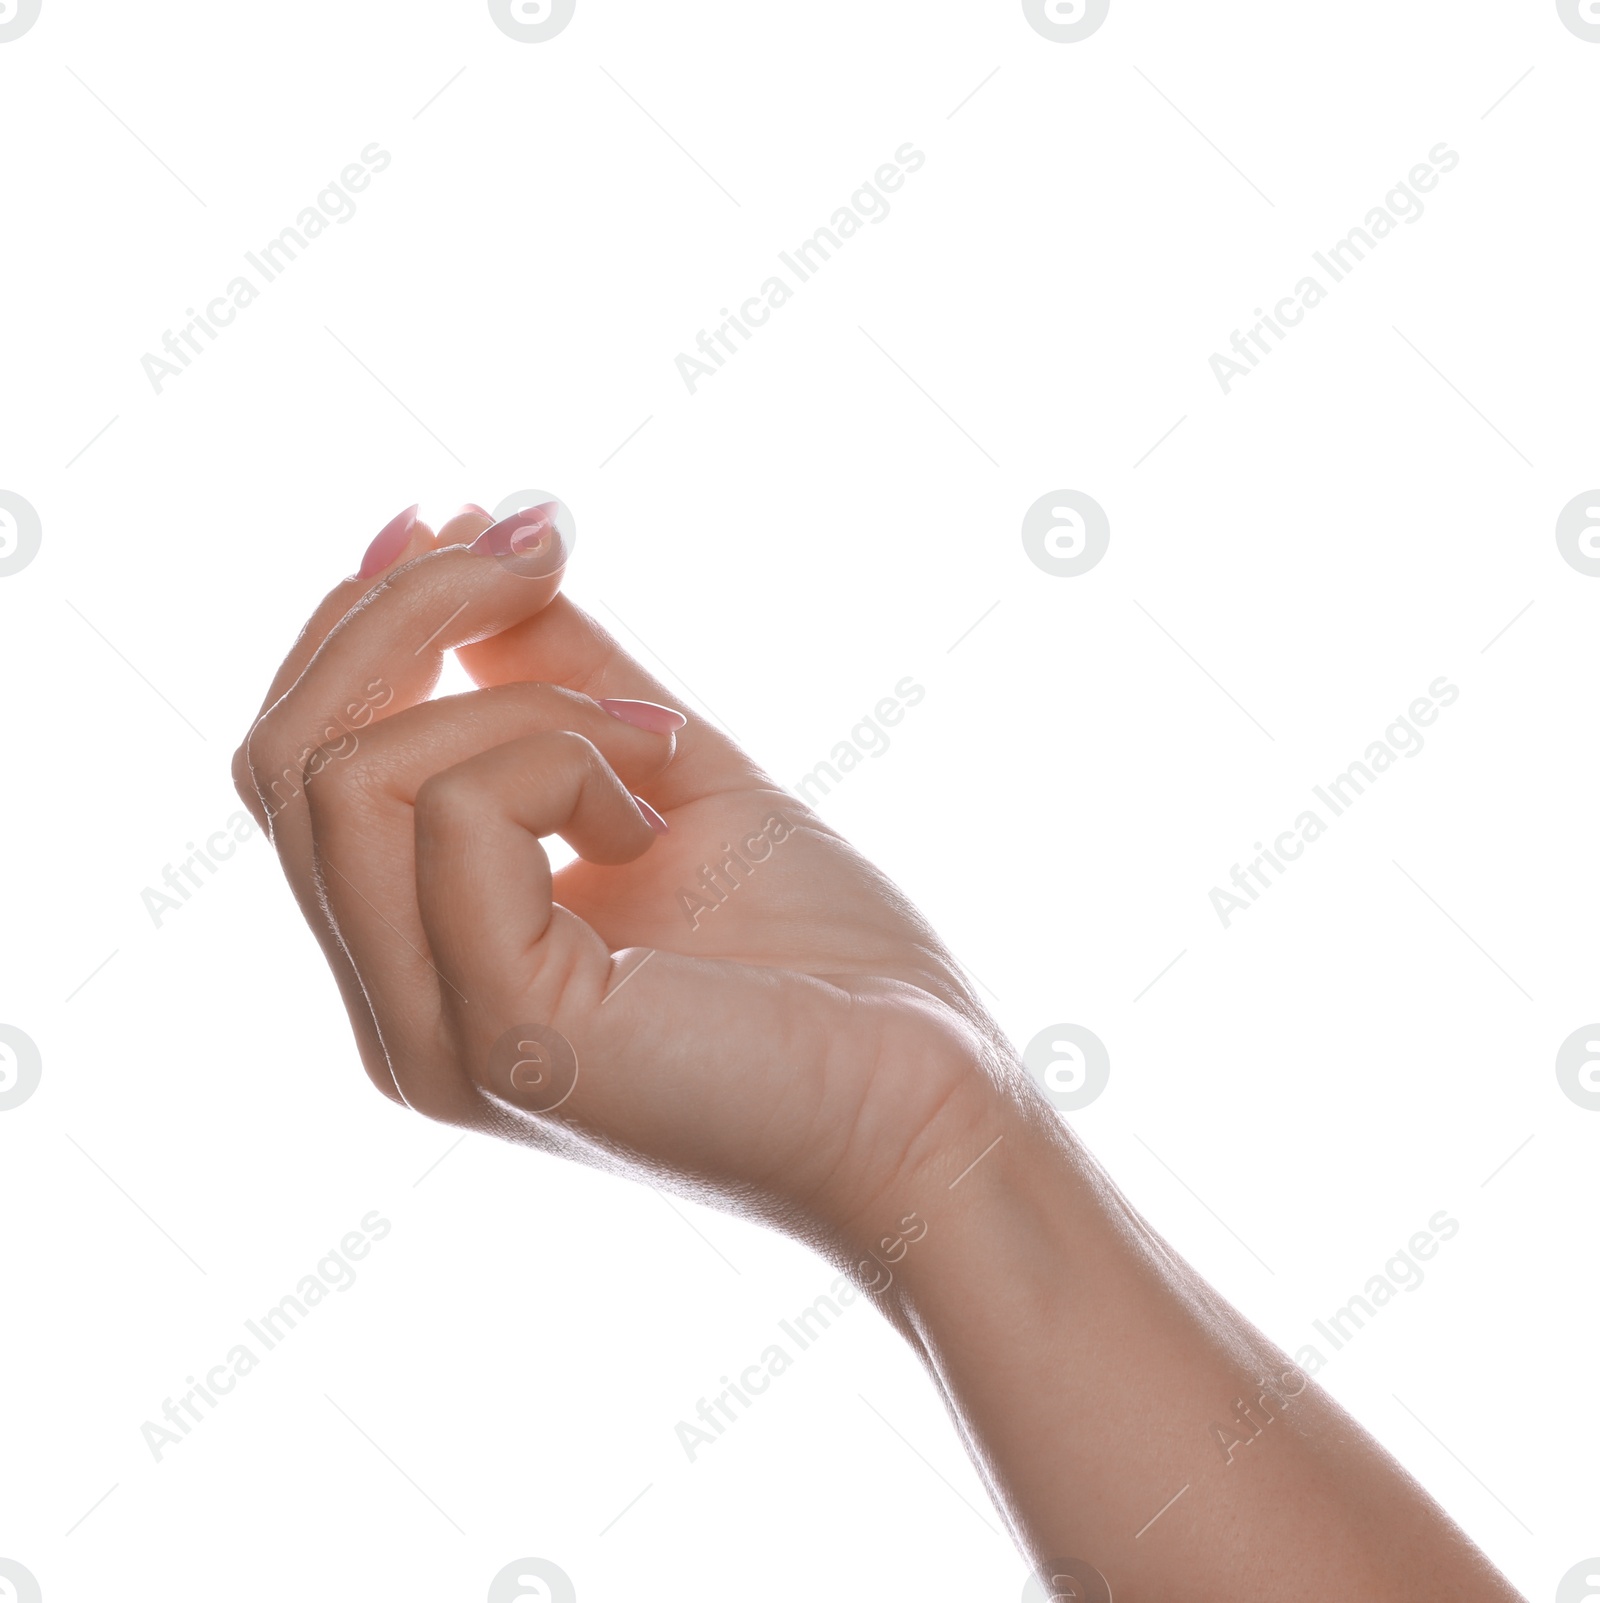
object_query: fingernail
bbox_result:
[357,504,419,580]
[454,503,492,520]
[632,795,670,834]
[469,501,561,557]
[599,698,687,733]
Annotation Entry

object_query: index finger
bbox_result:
[231,504,490,827]
[456,593,775,808]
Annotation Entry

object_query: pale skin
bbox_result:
[234,506,1526,1601]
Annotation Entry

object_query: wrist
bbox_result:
[826,1061,1094,1349]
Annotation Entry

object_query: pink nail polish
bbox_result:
[454,503,492,520]
[469,501,561,557]
[599,698,687,733]
[632,795,670,834]
[357,504,419,580]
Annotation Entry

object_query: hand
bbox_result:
[232,505,1010,1264]
[233,504,1527,1600]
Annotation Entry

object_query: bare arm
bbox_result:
[861,1080,1525,1601]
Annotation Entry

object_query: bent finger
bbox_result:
[456,594,775,809]
[303,682,675,1077]
[232,506,438,828]
[232,504,501,826]
[337,727,664,1120]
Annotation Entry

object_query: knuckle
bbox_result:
[353,1045,408,1107]
[480,679,584,727]
[413,765,477,828]
[302,735,381,827]
[389,1039,485,1126]
[245,705,284,766]
[242,714,306,821]
[394,1076,468,1126]
[230,740,259,810]
[548,726,601,766]
[366,1075,408,1109]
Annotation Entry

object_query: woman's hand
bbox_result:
[231,504,1010,1268]
[234,505,1529,1599]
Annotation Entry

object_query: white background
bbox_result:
[1,2,1596,1599]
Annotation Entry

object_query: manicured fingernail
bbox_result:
[632,795,669,834]
[454,503,492,520]
[357,504,419,580]
[599,698,687,733]
[469,500,561,557]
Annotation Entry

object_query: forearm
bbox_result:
[861,1085,1523,1601]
